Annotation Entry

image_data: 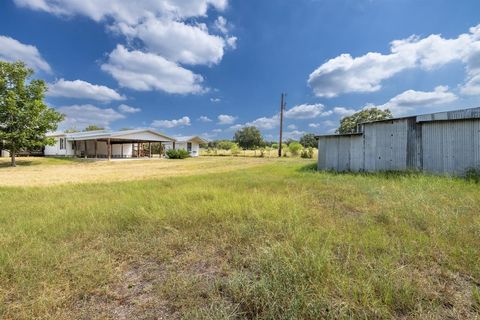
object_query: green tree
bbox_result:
[233,126,264,149]
[84,124,104,131]
[299,133,317,148]
[217,140,235,150]
[0,61,63,167]
[337,108,393,134]
[288,142,303,156]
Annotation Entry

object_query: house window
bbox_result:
[59,138,64,150]
[187,142,192,152]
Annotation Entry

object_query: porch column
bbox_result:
[94,140,98,159]
[137,142,140,158]
[121,144,124,158]
[73,141,77,157]
[149,142,152,158]
[107,138,111,160]
[84,140,87,159]
[173,141,176,150]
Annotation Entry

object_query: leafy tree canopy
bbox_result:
[216,140,236,150]
[299,133,317,148]
[84,124,105,132]
[0,61,63,166]
[337,108,393,134]
[233,126,265,149]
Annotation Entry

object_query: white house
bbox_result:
[45,129,175,159]
[163,136,208,157]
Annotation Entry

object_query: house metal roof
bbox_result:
[47,129,176,141]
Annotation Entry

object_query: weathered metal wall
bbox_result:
[421,119,480,175]
[317,134,363,171]
[317,110,480,175]
[363,118,413,172]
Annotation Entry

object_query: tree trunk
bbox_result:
[11,148,16,167]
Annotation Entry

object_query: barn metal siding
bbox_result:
[317,108,480,175]
[363,119,411,172]
[421,119,480,175]
[317,135,363,171]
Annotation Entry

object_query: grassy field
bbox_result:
[0,157,479,319]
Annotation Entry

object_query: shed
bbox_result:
[317,107,480,175]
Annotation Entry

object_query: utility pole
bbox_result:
[278,93,286,157]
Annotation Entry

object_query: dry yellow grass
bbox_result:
[0,156,280,187]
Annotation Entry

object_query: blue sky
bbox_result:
[1,0,480,141]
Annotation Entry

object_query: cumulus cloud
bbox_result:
[287,124,297,130]
[308,123,320,128]
[101,45,205,94]
[0,35,51,72]
[119,19,226,65]
[332,107,356,117]
[15,0,235,94]
[285,103,328,119]
[284,130,306,140]
[308,24,480,97]
[47,79,125,102]
[217,114,237,125]
[57,104,125,130]
[246,115,278,129]
[118,104,141,113]
[198,116,212,122]
[151,116,191,128]
[210,98,221,102]
[13,0,228,23]
[368,86,458,116]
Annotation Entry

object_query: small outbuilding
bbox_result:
[45,129,175,159]
[317,107,480,175]
[162,136,208,157]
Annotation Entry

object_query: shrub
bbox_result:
[465,168,480,183]
[166,149,190,159]
[230,143,240,156]
[288,142,303,156]
[301,147,314,159]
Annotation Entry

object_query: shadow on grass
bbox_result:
[297,163,423,179]
[0,160,37,168]
[0,157,94,168]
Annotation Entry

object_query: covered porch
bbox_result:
[66,130,175,160]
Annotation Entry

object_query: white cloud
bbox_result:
[322,120,337,127]
[198,116,212,122]
[101,45,205,94]
[14,0,228,23]
[118,104,141,113]
[0,35,51,72]
[217,114,237,125]
[228,124,244,131]
[212,128,222,133]
[368,85,458,116]
[308,24,480,97]
[308,123,320,128]
[214,16,228,34]
[461,73,480,95]
[285,103,326,119]
[120,18,226,65]
[210,97,221,102]
[333,107,356,117]
[246,115,278,129]
[151,116,191,128]
[57,104,125,130]
[287,124,297,130]
[15,0,235,95]
[47,79,125,102]
[284,130,306,140]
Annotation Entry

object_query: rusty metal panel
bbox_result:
[422,119,480,175]
[363,119,410,171]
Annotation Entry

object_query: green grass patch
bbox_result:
[0,160,479,319]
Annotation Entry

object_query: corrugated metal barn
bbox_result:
[317,107,480,175]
